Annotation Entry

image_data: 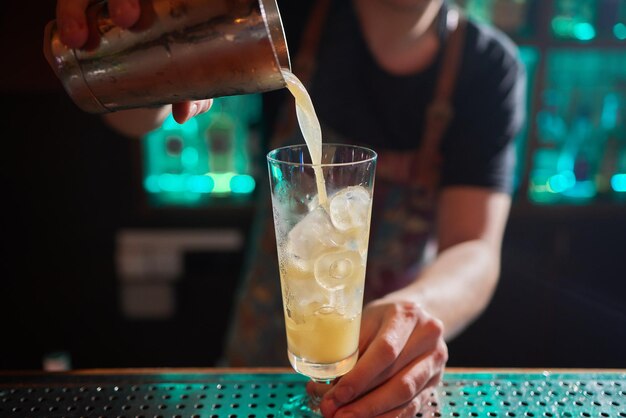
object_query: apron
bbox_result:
[224,0,467,367]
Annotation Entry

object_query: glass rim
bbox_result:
[266,143,378,168]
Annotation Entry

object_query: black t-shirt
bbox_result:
[267,0,526,194]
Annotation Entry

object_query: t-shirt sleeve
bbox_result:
[439,25,527,195]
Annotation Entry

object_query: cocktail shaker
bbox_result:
[43,0,290,113]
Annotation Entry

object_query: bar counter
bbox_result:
[1,368,625,417]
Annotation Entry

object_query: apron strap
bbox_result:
[413,8,467,191]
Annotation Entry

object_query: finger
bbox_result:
[327,369,440,418]
[376,400,421,418]
[56,0,91,48]
[108,0,141,28]
[172,102,197,124]
[376,391,431,418]
[196,99,214,115]
[323,303,422,406]
[356,305,383,355]
[359,316,446,394]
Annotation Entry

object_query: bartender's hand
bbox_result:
[308,300,448,418]
[55,0,212,124]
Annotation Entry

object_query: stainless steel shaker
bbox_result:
[43,0,291,113]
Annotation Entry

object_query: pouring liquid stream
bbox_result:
[281,69,329,207]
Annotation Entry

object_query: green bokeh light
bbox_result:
[614,23,626,40]
[563,180,596,199]
[145,175,160,193]
[208,172,236,194]
[158,173,184,192]
[230,174,256,194]
[188,175,215,193]
[573,22,596,41]
[611,174,626,192]
[551,18,596,41]
[547,171,576,193]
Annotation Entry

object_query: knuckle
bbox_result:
[378,335,402,363]
[434,340,449,365]
[396,301,422,321]
[425,316,445,339]
[398,375,419,400]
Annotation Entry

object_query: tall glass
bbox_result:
[267,144,377,386]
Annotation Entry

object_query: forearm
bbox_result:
[381,239,501,341]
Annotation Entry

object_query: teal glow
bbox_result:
[270,164,283,182]
[162,114,199,135]
[611,174,626,192]
[556,152,575,173]
[551,18,596,41]
[563,180,596,199]
[181,118,199,136]
[551,17,574,38]
[614,23,626,40]
[533,149,559,169]
[142,95,264,206]
[181,147,199,168]
[601,94,619,130]
[537,111,567,142]
[208,172,236,194]
[573,22,596,41]
[145,175,161,193]
[187,175,214,193]
[230,174,256,194]
[162,114,179,130]
[158,173,185,192]
[547,171,576,193]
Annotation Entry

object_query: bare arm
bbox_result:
[404,186,512,340]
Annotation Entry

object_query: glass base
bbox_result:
[288,350,358,382]
[281,393,323,417]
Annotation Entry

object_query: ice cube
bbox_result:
[286,207,344,260]
[313,250,365,291]
[329,186,371,231]
[285,278,327,324]
[289,278,327,308]
[279,255,312,280]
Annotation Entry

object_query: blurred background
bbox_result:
[1,0,625,370]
